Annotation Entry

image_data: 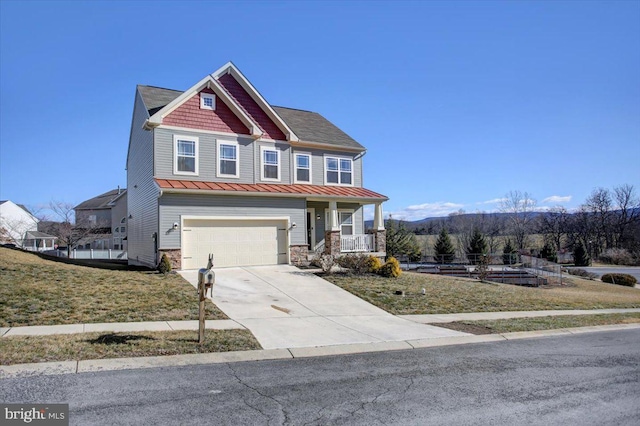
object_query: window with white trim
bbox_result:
[261,146,280,181]
[174,135,198,175]
[340,212,354,235]
[200,93,215,110]
[295,153,311,183]
[325,157,352,185]
[325,209,355,235]
[217,141,239,178]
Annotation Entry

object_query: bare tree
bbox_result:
[499,190,537,250]
[537,206,570,251]
[48,201,109,257]
[612,184,640,250]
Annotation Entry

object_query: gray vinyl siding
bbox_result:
[154,127,255,183]
[158,194,306,249]
[126,90,158,267]
[75,209,111,227]
[293,148,362,187]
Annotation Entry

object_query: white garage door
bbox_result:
[181,219,288,269]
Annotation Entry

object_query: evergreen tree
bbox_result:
[540,242,558,263]
[386,220,422,261]
[502,239,517,265]
[573,241,590,266]
[434,228,456,264]
[466,227,488,264]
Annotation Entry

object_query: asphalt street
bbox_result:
[2,329,639,425]
[572,266,640,282]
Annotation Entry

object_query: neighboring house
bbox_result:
[127,62,387,269]
[74,188,128,250]
[0,200,48,249]
[22,231,57,252]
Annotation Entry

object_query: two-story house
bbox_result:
[74,188,128,250]
[126,62,387,270]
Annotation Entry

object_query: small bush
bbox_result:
[366,255,383,273]
[601,273,637,287]
[567,268,598,280]
[337,254,371,275]
[158,254,172,274]
[378,257,402,278]
[317,254,338,274]
[598,249,635,266]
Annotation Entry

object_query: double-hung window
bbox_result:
[261,146,280,181]
[294,153,311,183]
[174,135,198,175]
[340,212,354,235]
[217,141,239,178]
[325,157,352,185]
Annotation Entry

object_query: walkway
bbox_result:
[3,308,639,339]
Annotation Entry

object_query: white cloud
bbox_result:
[542,195,572,204]
[477,198,507,205]
[387,202,465,221]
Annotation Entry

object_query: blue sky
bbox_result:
[1,0,638,221]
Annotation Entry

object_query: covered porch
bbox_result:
[298,199,386,262]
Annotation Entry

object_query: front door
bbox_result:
[306,208,315,251]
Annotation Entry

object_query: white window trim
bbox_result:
[294,152,312,184]
[324,155,354,186]
[260,146,281,182]
[200,92,216,110]
[216,140,240,178]
[173,135,199,176]
[324,208,355,235]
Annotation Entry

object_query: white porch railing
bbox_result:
[341,234,375,253]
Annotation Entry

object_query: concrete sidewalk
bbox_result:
[400,308,640,324]
[3,308,639,338]
[0,319,243,337]
[2,323,639,378]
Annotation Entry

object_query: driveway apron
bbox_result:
[179,265,466,349]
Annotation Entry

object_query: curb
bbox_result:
[2,323,639,379]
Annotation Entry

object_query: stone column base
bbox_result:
[375,230,386,254]
[325,231,341,256]
[290,245,310,266]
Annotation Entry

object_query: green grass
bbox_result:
[0,248,227,327]
[449,313,640,334]
[0,330,261,365]
[323,271,640,315]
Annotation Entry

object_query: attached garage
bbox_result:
[181,218,289,269]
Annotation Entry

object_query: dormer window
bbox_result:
[200,93,215,110]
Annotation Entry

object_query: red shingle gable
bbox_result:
[217,73,287,141]
[164,88,250,134]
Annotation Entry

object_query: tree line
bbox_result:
[386,185,640,265]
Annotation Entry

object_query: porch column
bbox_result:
[374,202,385,230]
[325,201,341,255]
[373,202,386,254]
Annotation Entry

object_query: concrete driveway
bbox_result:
[179,265,466,349]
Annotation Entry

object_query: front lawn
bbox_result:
[437,313,640,335]
[0,330,261,365]
[323,271,640,315]
[0,248,227,327]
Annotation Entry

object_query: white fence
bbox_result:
[341,234,375,253]
[44,249,128,260]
